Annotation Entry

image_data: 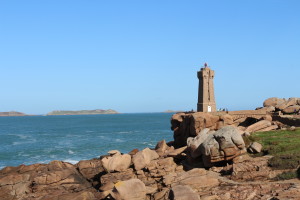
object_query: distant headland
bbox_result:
[46,109,119,115]
[0,111,27,117]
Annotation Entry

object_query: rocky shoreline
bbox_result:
[1,136,300,200]
[1,97,300,200]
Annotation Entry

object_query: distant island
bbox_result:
[47,109,119,115]
[163,110,184,113]
[0,111,27,117]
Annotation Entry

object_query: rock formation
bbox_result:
[171,97,300,148]
[1,139,300,200]
[187,126,246,167]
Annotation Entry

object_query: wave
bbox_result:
[12,139,37,146]
[63,159,79,164]
[68,150,75,155]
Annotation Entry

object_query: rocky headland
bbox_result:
[47,109,119,115]
[1,97,300,200]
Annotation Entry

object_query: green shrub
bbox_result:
[268,154,300,169]
[273,170,298,181]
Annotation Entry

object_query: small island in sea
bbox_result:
[46,109,119,115]
[0,111,27,117]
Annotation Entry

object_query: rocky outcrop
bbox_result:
[187,126,246,167]
[171,112,235,147]
[0,160,100,200]
[283,105,300,114]
[262,97,300,114]
[1,146,300,200]
[244,120,272,133]
[263,97,286,107]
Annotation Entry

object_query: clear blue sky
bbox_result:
[1,1,299,114]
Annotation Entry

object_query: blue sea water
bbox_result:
[0,113,174,169]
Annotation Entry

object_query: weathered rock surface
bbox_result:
[76,159,104,187]
[277,97,298,110]
[263,97,286,107]
[187,126,246,167]
[245,120,272,133]
[1,150,300,200]
[0,160,99,200]
[101,153,131,172]
[111,179,146,200]
[230,156,275,181]
[169,185,200,200]
[283,105,300,114]
[171,112,235,148]
[132,148,159,170]
[248,142,262,153]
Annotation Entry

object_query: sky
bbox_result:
[0,1,299,114]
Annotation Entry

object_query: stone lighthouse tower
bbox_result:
[197,63,216,112]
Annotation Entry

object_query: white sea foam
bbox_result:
[63,159,79,164]
[68,150,75,154]
[18,134,30,139]
[115,139,124,142]
[13,139,37,145]
[118,131,131,134]
[8,133,30,139]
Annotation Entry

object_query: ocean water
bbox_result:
[0,113,174,169]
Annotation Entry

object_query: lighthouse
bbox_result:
[197,63,216,112]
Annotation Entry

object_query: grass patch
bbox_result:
[273,170,299,181]
[249,129,300,171]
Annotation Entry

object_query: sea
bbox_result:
[0,113,174,169]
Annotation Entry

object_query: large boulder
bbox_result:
[132,148,159,170]
[111,179,146,200]
[171,112,231,148]
[245,120,272,133]
[187,126,246,167]
[263,97,285,107]
[76,159,104,187]
[187,128,213,158]
[101,153,131,172]
[277,98,298,110]
[282,105,300,114]
[169,185,200,200]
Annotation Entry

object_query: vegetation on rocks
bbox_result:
[249,128,300,179]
